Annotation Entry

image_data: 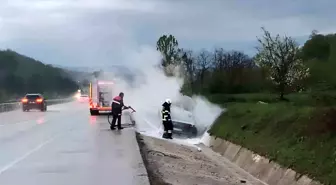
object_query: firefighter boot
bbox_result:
[167,130,173,139]
[162,132,169,139]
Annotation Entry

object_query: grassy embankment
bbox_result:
[208,93,336,185]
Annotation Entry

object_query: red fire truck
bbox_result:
[89,80,115,115]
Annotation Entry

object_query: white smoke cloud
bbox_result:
[95,45,223,143]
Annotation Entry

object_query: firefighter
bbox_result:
[110,92,129,130]
[162,99,173,139]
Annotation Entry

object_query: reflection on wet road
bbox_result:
[0,102,149,185]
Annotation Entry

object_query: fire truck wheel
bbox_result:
[90,109,99,115]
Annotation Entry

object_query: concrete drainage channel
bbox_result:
[135,132,263,185]
[136,130,323,185]
[203,136,323,185]
[136,133,321,185]
[136,133,172,185]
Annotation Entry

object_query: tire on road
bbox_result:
[107,114,113,124]
[90,109,99,115]
[41,105,47,112]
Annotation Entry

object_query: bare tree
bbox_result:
[177,46,257,94]
[179,49,196,93]
[195,50,212,85]
[212,48,227,70]
[310,29,319,39]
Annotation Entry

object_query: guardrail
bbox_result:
[0,98,74,113]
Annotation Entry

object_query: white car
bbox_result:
[159,106,198,138]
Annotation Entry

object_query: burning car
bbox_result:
[159,106,198,138]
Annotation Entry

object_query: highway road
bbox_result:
[0,102,149,185]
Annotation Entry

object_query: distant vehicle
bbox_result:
[89,80,115,115]
[158,106,198,138]
[21,93,47,112]
[78,94,89,103]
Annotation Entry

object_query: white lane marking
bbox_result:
[0,133,60,175]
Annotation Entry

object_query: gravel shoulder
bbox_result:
[136,133,266,185]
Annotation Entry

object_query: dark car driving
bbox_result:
[21,93,47,112]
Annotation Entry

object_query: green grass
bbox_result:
[209,96,336,185]
[206,92,336,107]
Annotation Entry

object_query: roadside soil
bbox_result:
[136,133,266,185]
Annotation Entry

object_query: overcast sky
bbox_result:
[0,0,335,67]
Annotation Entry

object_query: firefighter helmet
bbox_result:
[165,99,172,104]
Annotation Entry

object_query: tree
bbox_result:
[206,49,256,94]
[310,30,319,39]
[301,33,330,61]
[81,79,90,86]
[2,74,25,94]
[93,70,102,78]
[26,74,43,93]
[194,50,212,90]
[177,47,258,95]
[156,34,179,69]
[0,50,18,79]
[304,34,336,92]
[179,49,196,94]
[255,27,310,99]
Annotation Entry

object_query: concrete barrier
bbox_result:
[204,136,323,185]
[0,98,74,113]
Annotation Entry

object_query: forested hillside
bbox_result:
[0,49,79,102]
[155,30,336,184]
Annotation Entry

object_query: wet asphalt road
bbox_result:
[0,102,149,185]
